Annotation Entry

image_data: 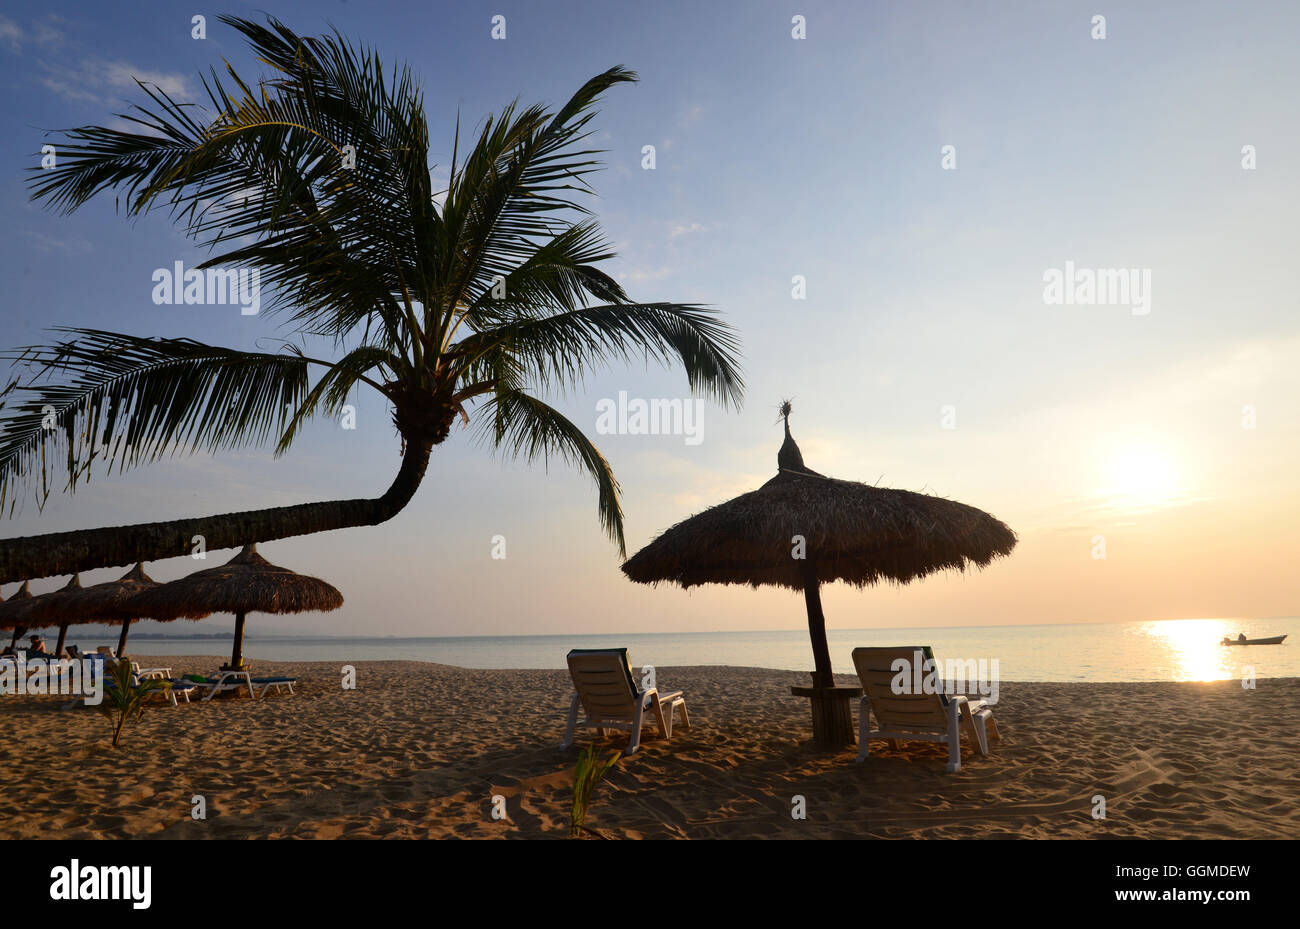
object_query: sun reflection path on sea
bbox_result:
[1142,619,1235,682]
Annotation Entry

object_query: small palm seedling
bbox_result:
[570,742,621,838]
[96,659,171,748]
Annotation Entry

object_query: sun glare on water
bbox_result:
[1142,619,1235,682]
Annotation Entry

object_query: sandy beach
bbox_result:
[1,658,1295,839]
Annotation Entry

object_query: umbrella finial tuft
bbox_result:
[777,399,807,472]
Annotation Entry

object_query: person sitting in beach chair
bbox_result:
[561,648,689,755]
[27,635,48,656]
[851,646,1001,774]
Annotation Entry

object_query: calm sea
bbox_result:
[59,617,1300,683]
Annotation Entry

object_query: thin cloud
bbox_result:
[0,14,67,53]
[621,266,673,282]
[40,57,196,105]
[0,15,22,52]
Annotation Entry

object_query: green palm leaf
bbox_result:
[0,330,311,513]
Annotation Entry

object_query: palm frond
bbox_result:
[275,343,405,455]
[454,303,745,407]
[437,67,637,340]
[476,388,625,556]
[27,16,431,349]
[0,330,311,513]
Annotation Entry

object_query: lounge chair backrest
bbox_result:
[852,646,950,731]
[566,648,640,719]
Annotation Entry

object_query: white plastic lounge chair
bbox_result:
[187,671,295,700]
[851,646,1000,773]
[163,679,196,704]
[561,648,689,754]
[192,670,257,701]
[251,676,297,697]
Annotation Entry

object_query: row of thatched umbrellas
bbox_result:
[0,545,342,669]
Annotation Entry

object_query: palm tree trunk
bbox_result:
[0,438,434,583]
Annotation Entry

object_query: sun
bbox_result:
[1099,441,1184,509]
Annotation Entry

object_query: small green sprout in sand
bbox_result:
[97,659,171,748]
[570,742,621,838]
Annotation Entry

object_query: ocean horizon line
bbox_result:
[63,614,1299,641]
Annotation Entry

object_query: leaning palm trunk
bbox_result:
[0,438,430,583]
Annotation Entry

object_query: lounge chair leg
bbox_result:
[561,694,580,749]
[972,712,991,755]
[651,696,670,739]
[855,698,870,763]
[946,700,962,773]
[628,702,644,754]
[962,710,988,756]
[676,700,690,731]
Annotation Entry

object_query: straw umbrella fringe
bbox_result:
[124,544,342,668]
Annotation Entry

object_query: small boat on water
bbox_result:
[1221,634,1288,646]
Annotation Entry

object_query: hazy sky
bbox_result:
[1,1,1297,638]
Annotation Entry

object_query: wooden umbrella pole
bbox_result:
[54,622,69,658]
[9,626,26,648]
[230,612,246,669]
[793,557,858,745]
[801,559,834,688]
[116,619,132,658]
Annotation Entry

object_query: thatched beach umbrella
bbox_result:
[26,564,165,657]
[621,403,1017,744]
[125,544,343,669]
[21,573,83,656]
[0,581,36,648]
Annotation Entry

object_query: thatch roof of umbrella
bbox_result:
[0,582,36,639]
[15,573,82,655]
[124,544,343,669]
[127,546,343,619]
[622,463,1016,590]
[0,581,36,630]
[623,407,1015,590]
[23,573,84,624]
[621,402,1016,740]
[25,564,171,656]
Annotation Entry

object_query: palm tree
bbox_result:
[0,16,743,583]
